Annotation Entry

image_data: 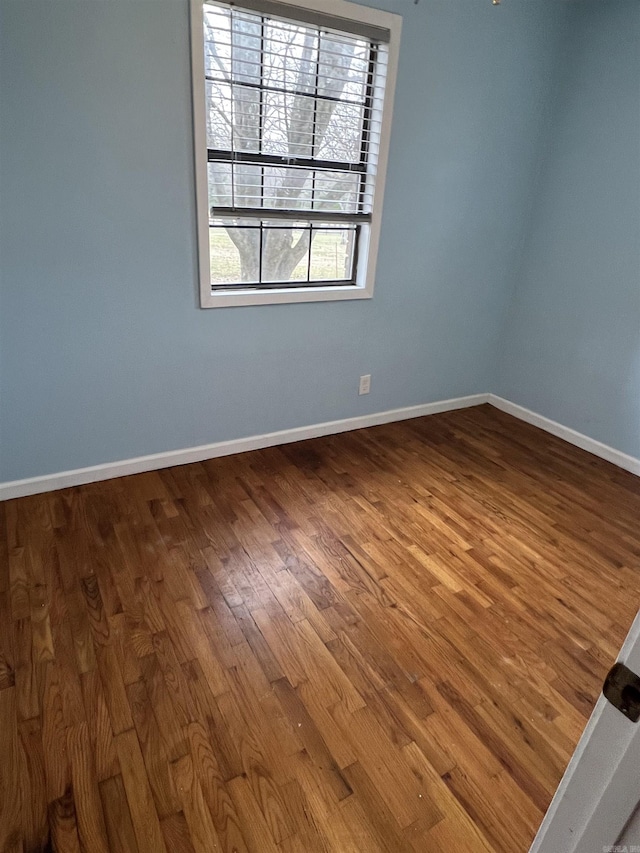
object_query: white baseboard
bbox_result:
[0,394,489,501]
[2,392,637,501]
[489,394,640,476]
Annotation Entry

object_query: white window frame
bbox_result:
[190,0,401,308]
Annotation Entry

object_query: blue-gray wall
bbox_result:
[497,0,640,460]
[0,0,566,482]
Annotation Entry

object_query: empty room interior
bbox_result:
[1,0,640,851]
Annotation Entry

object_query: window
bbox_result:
[190,0,401,307]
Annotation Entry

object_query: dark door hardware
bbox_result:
[603,662,640,723]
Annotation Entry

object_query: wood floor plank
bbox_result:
[40,660,72,803]
[160,811,197,853]
[2,405,639,852]
[126,677,181,819]
[172,754,222,853]
[95,642,133,734]
[184,720,251,852]
[226,774,280,853]
[115,728,168,853]
[80,669,119,783]
[0,687,22,853]
[48,786,82,853]
[18,717,49,852]
[99,774,140,853]
[66,721,110,853]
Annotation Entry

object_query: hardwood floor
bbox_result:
[1,404,639,853]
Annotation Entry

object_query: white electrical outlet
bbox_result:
[359,374,371,395]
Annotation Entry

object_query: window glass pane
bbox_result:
[208,162,232,209]
[309,226,355,281]
[260,92,365,164]
[210,223,260,284]
[262,224,310,283]
[233,163,262,207]
[209,218,357,285]
[312,171,360,212]
[262,91,315,158]
[226,165,360,214]
[318,34,369,103]
[204,7,231,79]
[263,166,313,210]
[316,102,364,163]
[206,81,232,149]
[264,21,318,92]
[233,86,261,153]
[231,12,262,85]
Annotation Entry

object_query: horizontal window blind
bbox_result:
[203,0,390,288]
[225,0,391,44]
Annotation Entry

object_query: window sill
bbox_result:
[200,283,373,308]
